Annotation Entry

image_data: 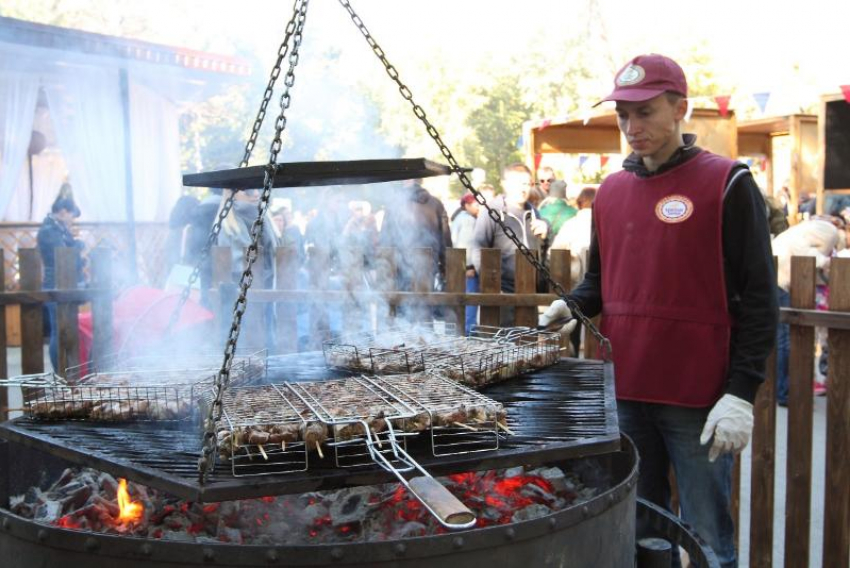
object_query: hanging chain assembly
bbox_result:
[337,0,611,360]
[198,0,310,480]
[163,1,306,341]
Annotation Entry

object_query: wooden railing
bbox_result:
[743,257,850,568]
[0,243,847,565]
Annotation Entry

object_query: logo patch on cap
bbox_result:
[616,64,646,86]
[655,195,693,224]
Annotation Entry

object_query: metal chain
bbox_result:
[338,0,611,360]
[198,0,310,480]
[163,1,306,340]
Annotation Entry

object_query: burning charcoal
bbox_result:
[519,483,557,503]
[60,484,94,513]
[303,502,329,524]
[216,526,242,544]
[502,466,524,479]
[329,487,378,526]
[161,530,196,543]
[527,467,569,493]
[98,472,119,497]
[48,468,77,493]
[34,499,62,521]
[390,521,428,539]
[510,503,552,523]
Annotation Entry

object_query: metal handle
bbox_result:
[407,476,476,527]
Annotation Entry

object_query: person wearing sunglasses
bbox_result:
[528,166,557,209]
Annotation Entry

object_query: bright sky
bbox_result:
[8,0,849,109]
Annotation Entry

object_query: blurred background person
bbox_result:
[539,180,577,243]
[451,192,481,334]
[37,197,84,371]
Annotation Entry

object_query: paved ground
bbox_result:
[2,348,829,566]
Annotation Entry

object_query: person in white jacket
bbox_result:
[550,187,597,284]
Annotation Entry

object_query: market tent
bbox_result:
[0,16,251,223]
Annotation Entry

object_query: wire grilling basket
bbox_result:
[322,322,561,387]
[0,371,208,422]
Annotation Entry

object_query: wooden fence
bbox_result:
[0,244,847,566]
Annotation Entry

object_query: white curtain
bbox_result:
[43,65,128,222]
[129,80,182,222]
[0,72,40,219]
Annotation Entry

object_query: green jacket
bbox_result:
[539,199,577,237]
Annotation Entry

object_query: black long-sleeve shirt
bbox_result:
[570,136,779,404]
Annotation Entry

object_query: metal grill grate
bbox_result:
[0,356,617,502]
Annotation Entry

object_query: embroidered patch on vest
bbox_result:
[616,64,646,86]
[655,195,694,223]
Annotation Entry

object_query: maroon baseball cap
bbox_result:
[460,193,476,206]
[595,54,687,106]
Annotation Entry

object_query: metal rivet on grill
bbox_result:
[202,548,215,561]
[84,537,98,552]
[394,543,407,556]
[505,527,516,540]
[548,517,557,529]
[330,547,344,560]
[266,549,279,562]
[2,518,9,530]
[581,506,590,518]
[607,494,615,504]
[141,543,152,556]
[453,536,465,549]
[37,529,47,542]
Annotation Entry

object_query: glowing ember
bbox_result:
[117,478,144,524]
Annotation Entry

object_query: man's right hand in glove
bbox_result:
[538,299,578,340]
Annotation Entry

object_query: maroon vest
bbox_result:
[594,151,735,407]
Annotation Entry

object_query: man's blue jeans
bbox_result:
[776,287,790,405]
[465,273,479,335]
[619,400,737,568]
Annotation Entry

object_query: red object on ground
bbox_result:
[77,286,214,372]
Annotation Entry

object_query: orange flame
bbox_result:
[117,478,144,524]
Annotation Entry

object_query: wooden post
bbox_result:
[239,247,265,351]
[548,249,571,353]
[749,349,777,568]
[307,246,330,349]
[444,248,466,332]
[784,256,815,566]
[340,245,366,333]
[823,258,850,568]
[212,246,232,345]
[374,247,397,327]
[479,249,501,327]
[0,251,6,420]
[55,247,80,374]
[18,249,43,375]
[514,252,537,328]
[411,248,433,323]
[90,248,113,368]
[275,247,299,353]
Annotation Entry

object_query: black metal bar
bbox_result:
[182,159,466,190]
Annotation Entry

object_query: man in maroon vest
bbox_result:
[539,54,777,567]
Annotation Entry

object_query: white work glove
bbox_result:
[538,299,578,339]
[699,394,754,462]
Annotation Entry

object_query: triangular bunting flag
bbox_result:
[753,92,771,114]
[578,155,589,168]
[714,95,731,117]
[534,154,543,171]
[516,134,524,150]
[600,155,609,168]
[539,119,552,131]
[760,158,769,172]
[841,85,850,103]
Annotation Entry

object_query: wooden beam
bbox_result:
[823,258,850,568]
[514,252,537,328]
[784,256,815,564]
[479,249,501,327]
[89,249,113,369]
[444,248,466,331]
[18,249,43,375]
[55,248,80,374]
[749,349,777,567]
[274,247,298,353]
[779,307,850,330]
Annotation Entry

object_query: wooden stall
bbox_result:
[737,114,818,224]
[525,107,738,169]
[816,92,850,214]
